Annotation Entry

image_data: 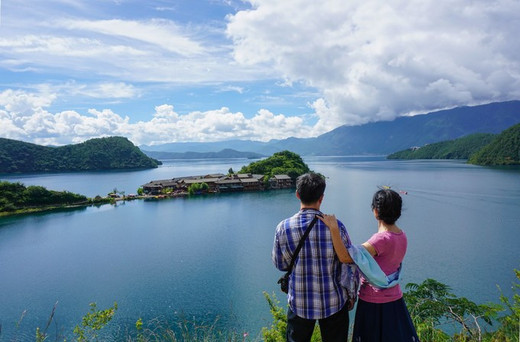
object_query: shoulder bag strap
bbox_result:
[286,215,319,274]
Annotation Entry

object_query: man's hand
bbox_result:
[347,297,356,311]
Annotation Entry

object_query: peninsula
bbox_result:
[140,150,311,197]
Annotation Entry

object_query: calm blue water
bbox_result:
[0,157,519,340]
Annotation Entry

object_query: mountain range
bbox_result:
[141,101,520,156]
[143,148,265,160]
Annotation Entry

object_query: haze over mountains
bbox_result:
[141,101,520,156]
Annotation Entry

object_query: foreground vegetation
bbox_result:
[3,269,518,341]
[264,269,520,342]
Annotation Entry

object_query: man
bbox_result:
[272,172,354,342]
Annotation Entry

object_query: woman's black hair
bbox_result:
[371,189,402,225]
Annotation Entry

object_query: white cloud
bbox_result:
[60,19,205,56]
[0,11,270,83]
[0,89,57,116]
[33,81,140,99]
[227,0,520,129]
[216,85,245,94]
[2,0,520,145]
[0,89,314,145]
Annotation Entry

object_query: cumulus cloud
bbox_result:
[227,0,520,130]
[2,0,520,145]
[0,89,313,146]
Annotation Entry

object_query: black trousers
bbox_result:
[286,303,349,342]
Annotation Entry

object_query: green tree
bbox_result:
[404,279,501,342]
[73,302,118,342]
[489,269,520,341]
[187,182,209,195]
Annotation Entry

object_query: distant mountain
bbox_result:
[468,123,520,165]
[141,140,272,154]
[142,148,265,160]
[387,133,496,160]
[0,136,161,173]
[311,100,520,155]
[141,101,520,156]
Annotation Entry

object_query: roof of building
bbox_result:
[216,179,242,184]
[274,174,292,180]
[240,178,260,183]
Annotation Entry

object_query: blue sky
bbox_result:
[1,0,519,146]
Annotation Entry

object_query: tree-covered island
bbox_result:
[0,136,161,173]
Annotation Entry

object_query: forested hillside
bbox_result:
[468,123,520,165]
[0,136,161,173]
[387,133,496,160]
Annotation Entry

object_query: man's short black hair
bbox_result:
[296,172,326,205]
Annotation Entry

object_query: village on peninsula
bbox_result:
[135,150,309,198]
[140,173,294,197]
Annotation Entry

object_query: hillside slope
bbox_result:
[387,133,496,160]
[0,137,161,173]
[468,123,520,165]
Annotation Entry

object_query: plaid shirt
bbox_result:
[272,209,353,319]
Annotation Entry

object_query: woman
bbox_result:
[319,189,419,342]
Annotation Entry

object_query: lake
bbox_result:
[0,157,519,340]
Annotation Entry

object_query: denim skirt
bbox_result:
[352,297,420,342]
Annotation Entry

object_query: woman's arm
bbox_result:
[318,214,354,264]
[362,242,377,257]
